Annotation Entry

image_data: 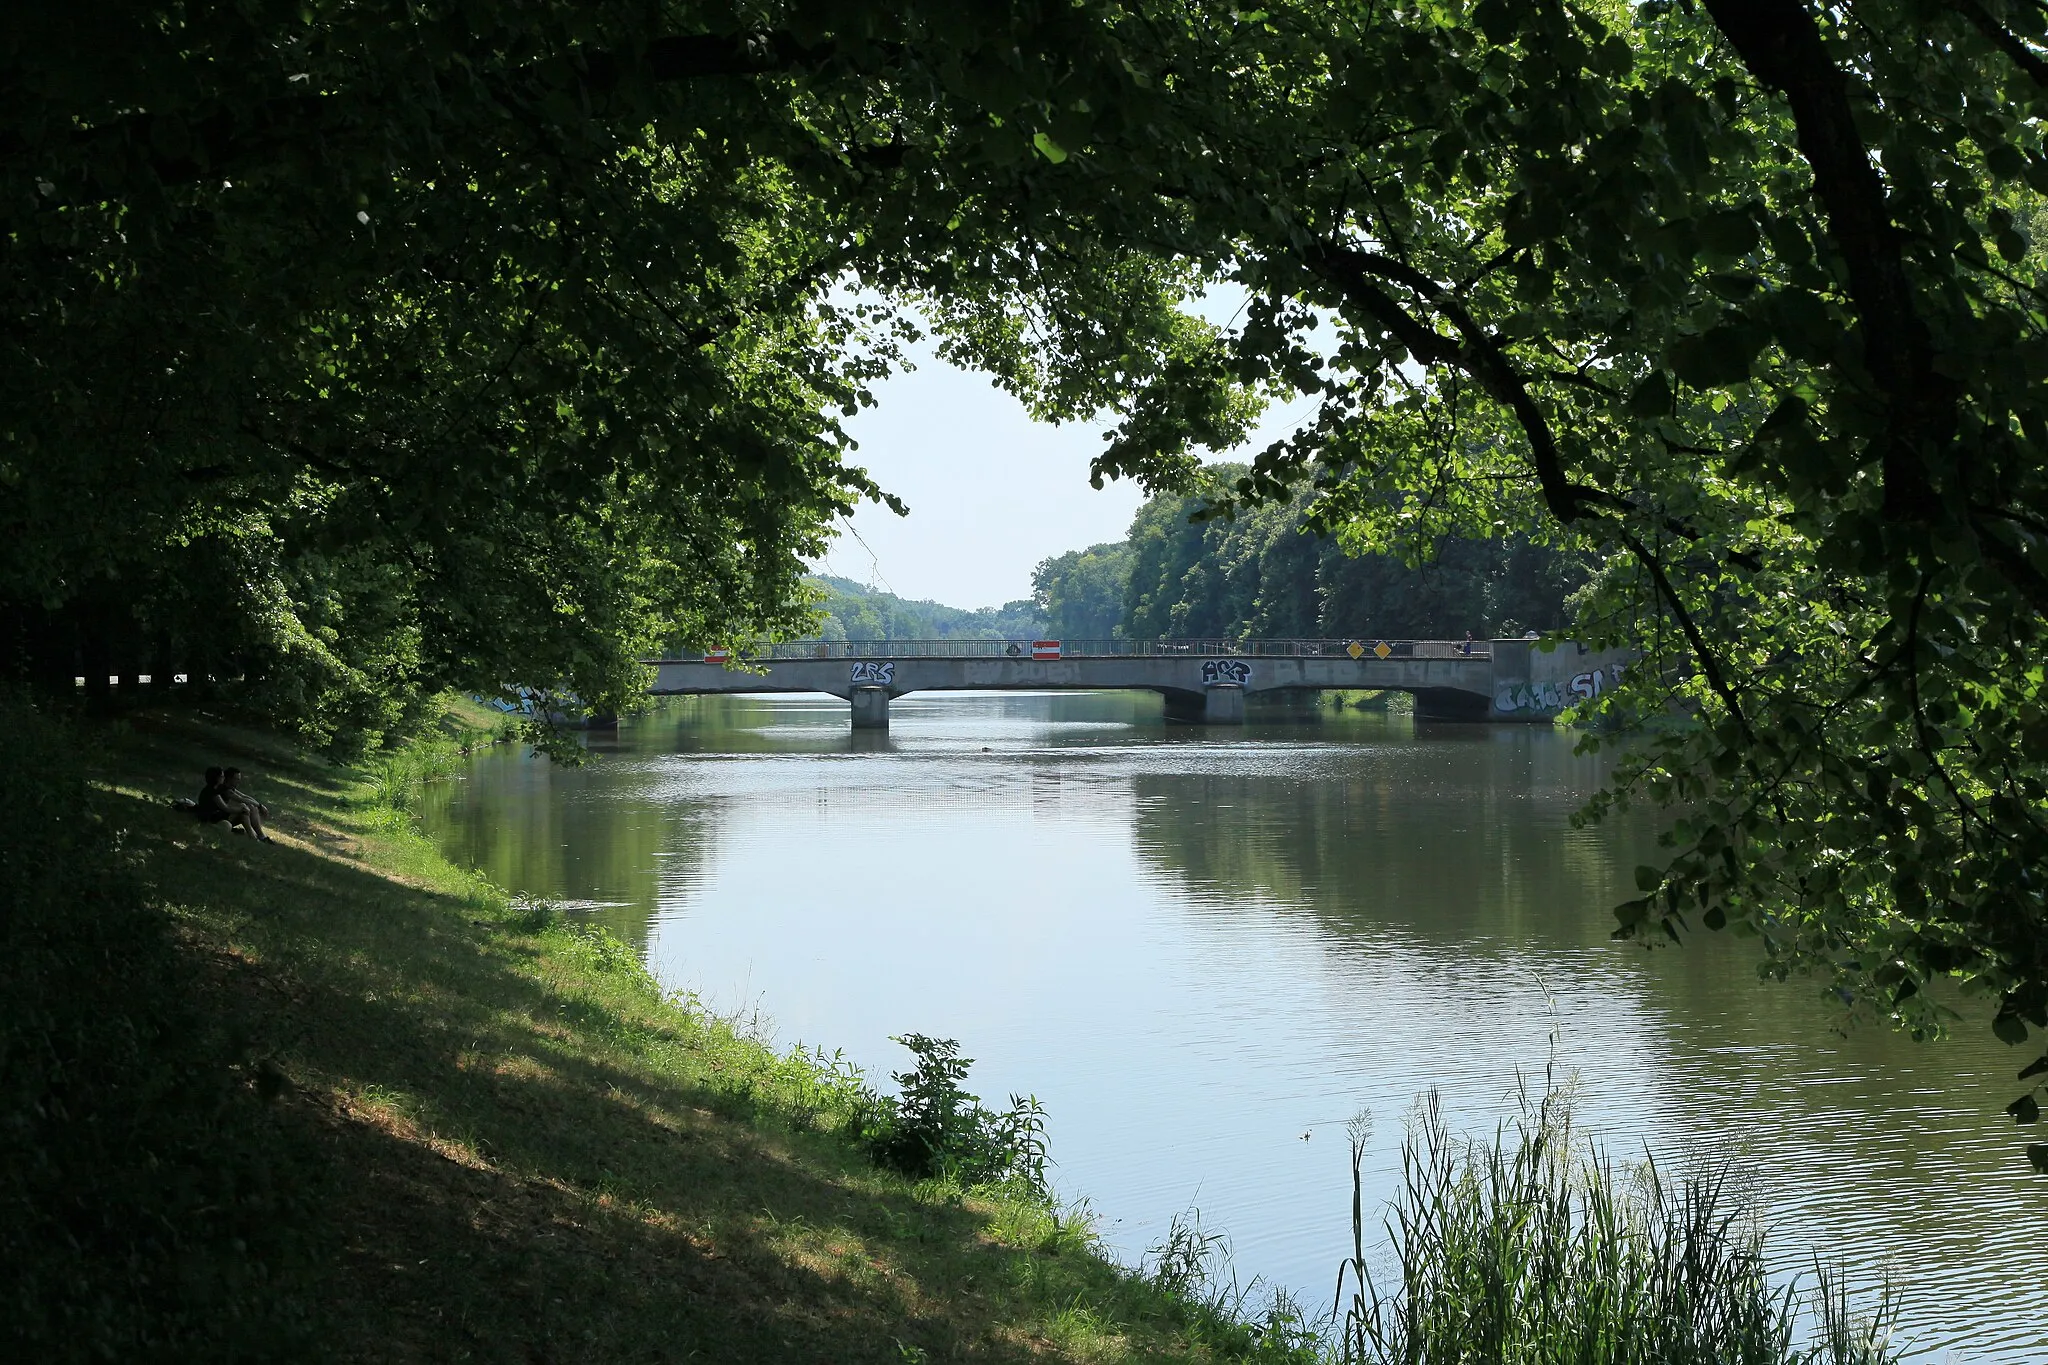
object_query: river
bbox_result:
[417,692,2047,1360]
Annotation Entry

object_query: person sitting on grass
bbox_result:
[195,765,273,842]
[220,766,273,842]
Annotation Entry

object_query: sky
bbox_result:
[815,305,1325,611]
[814,343,1144,610]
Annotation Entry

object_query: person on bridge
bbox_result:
[1461,631,1476,655]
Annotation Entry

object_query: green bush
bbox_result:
[858,1034,1050,1194]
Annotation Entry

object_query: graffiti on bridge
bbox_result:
[1493,662,1625,714]
[1201,659,1252,686]
[850,661,895,685]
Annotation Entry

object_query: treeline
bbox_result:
[807,576,1044,642]
[1032,472,1589,642]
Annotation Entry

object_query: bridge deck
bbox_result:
[643,638,1627,727]
[675,637,1489,662]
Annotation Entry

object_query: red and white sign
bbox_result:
[704,647,730,664]
[1032,640,1062,660]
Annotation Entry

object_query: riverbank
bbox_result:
[2,696,1308,1362]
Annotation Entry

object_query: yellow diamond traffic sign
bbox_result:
[1347,641,1364,659]
[1373,640,1392,659]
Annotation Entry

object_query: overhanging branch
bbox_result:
[1948,0,2048,87]
[1699,0,1957,520]
[1305,242,1613,525]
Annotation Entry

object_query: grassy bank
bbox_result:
[2,696,1307,1362]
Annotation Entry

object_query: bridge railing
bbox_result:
[654,638,1494,662]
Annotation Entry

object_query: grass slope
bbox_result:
[9,699,1299,1363]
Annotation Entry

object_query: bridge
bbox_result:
[647,638,1629,728]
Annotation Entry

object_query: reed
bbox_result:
[1334,1089,1898,1365]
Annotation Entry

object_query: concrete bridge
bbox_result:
[647,638,1629,728]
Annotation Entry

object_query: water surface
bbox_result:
[419,693,2048,1360]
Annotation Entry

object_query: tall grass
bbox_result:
[1334,1088,1899,1365]
[366,703,519,812]
[1142,1207,1324,1361]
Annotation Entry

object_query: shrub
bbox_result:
[859,1034,1050,1194]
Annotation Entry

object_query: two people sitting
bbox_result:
[194,766,273,842]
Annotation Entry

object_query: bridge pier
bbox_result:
[1162,684,1245,725]
[1203,683,1245,724]
[850,685,891,729]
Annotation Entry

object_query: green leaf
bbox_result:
[1595,35,1634,77]
[1634,864,1662,892]
[1697,209,1759,258]
[1669,323,1763,388]
[1625,371,1673,417]
[2008,1094,2041,1125]
[1993,1012,2031,1045]
[1763,289,1836,362]
[1032,131,1068,164]
[1473,0,1519,43]
[1706,273,1760,303]
[1984,140,2028,181]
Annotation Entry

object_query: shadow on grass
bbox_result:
[84,722,1210,1364]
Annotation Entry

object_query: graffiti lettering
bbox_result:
[849,661,895,685]
[1201,659,1252,686]
[1494,665,1627,714]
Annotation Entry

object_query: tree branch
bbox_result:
[1700,0,1956,520]
[1948,0,2048,87]
[1613,525,1755,743]
[1304,242,1609,524]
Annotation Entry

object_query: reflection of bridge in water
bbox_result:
[648,638,1630,729]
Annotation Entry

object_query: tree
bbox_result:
[1032,543,1135,639]
[801,577,1043,642]
[0,1,1213,746]
[1115,469,1585,641]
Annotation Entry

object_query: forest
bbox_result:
[810,472,1587,646]
[807,575,1045,641]
[1032,471,1589,642]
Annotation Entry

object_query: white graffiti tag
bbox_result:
[1493,661,1626,714]
[849,661,895,685]
[1201,659,1252,685]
